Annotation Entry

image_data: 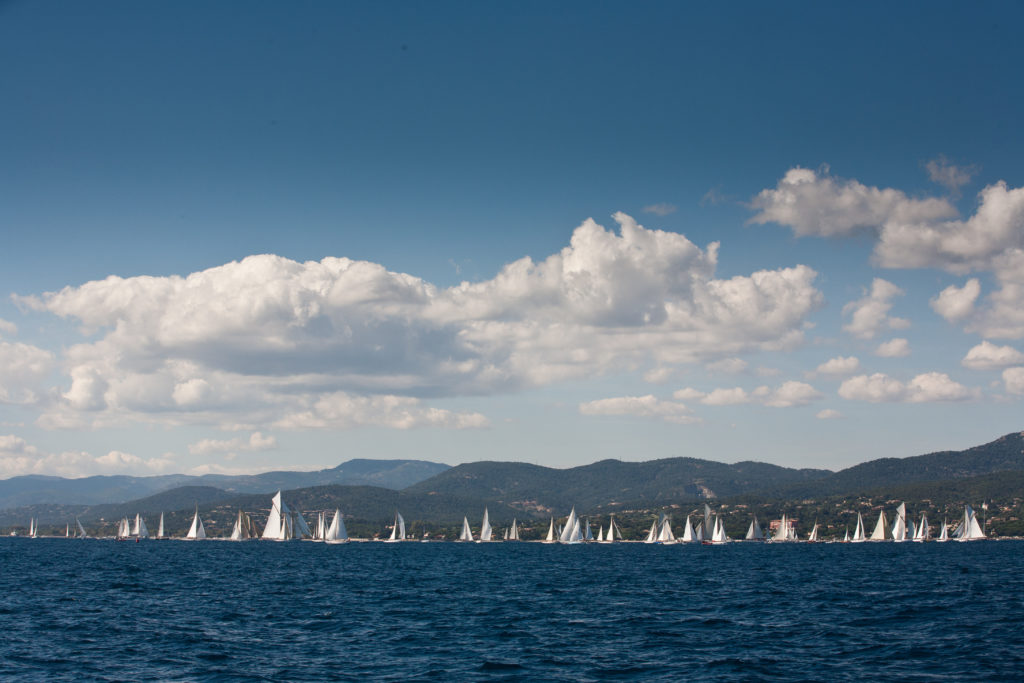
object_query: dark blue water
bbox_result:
[1,539,1022,681]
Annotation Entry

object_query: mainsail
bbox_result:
[913,514,929,542]
[807,521,819,543]
[325,509,348,543]
[937,518,949,542]
[386,511,406,542]
[869,510,889,541]
[559,507,582,544]
[681,516,696,543]
[891,502,908,542]
[544,518,556,543]
[480,508,492,542]
[745,515,764,541]
[186,506,206,540]
[851,512,866,542]
[643,519,658,544]
[76,517,87,539]
[459,516,473,542]
[133,513,149,539]
[711,516,728,544]
[509,518,519,541]
[656,513,676,543]
[773,514,797,542]
[956,504,986,541]
[157,512,165,539]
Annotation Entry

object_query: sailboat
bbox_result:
[606,515,621,543]
[936,518,949,542]
[772,514,797,542]
[584,518,594,542]
[133,513,149,539]
[324,509,349,544]
[891,503,908,542]
[458,516,474,542]
[76,517,87,539]
[694,520,705,542]
[385,511,406,542]
[806,521,820,543]
[261,491,310,540]
[913,514,929,542]
[710,516,729,544]
[559,507,582,544]
[851,512,866,543]
[229,510,256,541]
[744,515,765,541]
[842,527,850,543]
[185,506,206,540]
[65,523,70,538]
[479,508,493,542]
[955,504,986,542]
[596,525,604,542]
[116,516,131,540]
[28,518,38,539]
[156,512,166,540]
[643,519,659,544]
[680,516,697,543]
[508,518,519,541]
[543,518,556,543]
[869,509,889,541]
[656,513,676,543]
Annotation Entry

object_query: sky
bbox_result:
[1,2,1023,478]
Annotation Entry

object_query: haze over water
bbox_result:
[2,539,1020,681]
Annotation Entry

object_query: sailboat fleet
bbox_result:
[14,496,994,544]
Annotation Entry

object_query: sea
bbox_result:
[1,538,1022,682]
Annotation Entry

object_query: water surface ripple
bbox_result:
[1,539,1022,681]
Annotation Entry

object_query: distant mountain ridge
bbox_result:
[0,459,450,510]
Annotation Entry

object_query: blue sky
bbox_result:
[1,2,1023,478]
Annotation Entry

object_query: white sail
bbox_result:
[386,511,406,542]
[480,508,492,542]
[117,517,131,539]
[509,518,519,541]
[913,514,927,541]
[559,507,581,544]
[459,516,473,541]
[66,523,70,538]
[262,491,289,540]
[869,510,888,541]
[643,520,658,544]
[294,511,312,539]
[711,516,728,544]
[937,518,949,542]
[891,502,907,542]
[596,525,604,542]
[157,512,165,539]
[745,515,764,541]
[680,516,696,543]
[657,514,676,543]
[76,517,87,539]
[325,509,349,543]
[851,512,866,542]
[186,507,206,540]
[704,504,712,541]
[842,527,850,542]
[807,522,819,543]
[29,518,37,538]
[584,518,594,542]
[957,504,986,541]
[773,514,793,542]
[544,518,555,543]
[230,511,244,541]
[694,521,705,542]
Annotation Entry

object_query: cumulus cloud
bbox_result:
[925,156,977,197]
[188,431,278,456]
[1003,367,1024,395]
[19,213,822,430]
[673,381,821,408]
[842,279,909,339]
[642,203,677,216]
[706,358,748,374]
[0,342,55,405]
[0,434,173,478]
[875,338,910,358]
[750,166,1024,275]
[0,319,17,337]
[931,279,981,322]
[814,356,860,377]
[816,408,843,419]
[578,395,699,424]
[961,341,1024,370]
[838,372,976,403]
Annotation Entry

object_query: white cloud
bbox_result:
[842,279,909,339]
[0,341,54,405]
[1003,367,1024,395]
[643,367,676,384]
[763,381,823,407]
[962,341,1024,370]
[875,338,910,358]
[925,156,976,197]
[642,203,677,216]
[20,213,822,430]
[838,372,976,403]
[188,431,278,456]
[750,167,1024,275]
[931,279,981,322]
[578,395,699,424]
[0,434,173,478]
[816,408,843,419]
[814,356,860,377]
[0,318,17,337]
[672,387,706,401]
[701,387,750,406]
[706,358,748,374]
